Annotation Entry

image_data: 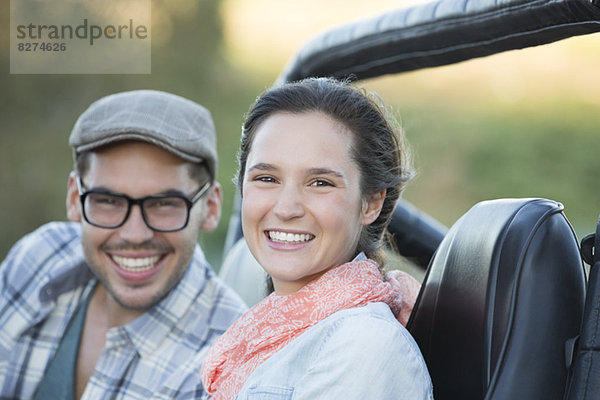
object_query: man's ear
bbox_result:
[361,189,386,226]
[200,182,222,232]
[66,171,82,222]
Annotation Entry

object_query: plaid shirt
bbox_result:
[0,222,247,400]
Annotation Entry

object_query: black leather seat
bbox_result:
[407,198,587,399]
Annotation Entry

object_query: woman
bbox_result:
[201,78,433,399]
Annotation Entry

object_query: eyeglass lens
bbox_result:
[84,192,189,231]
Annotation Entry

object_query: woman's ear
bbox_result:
[361,189,386,225]
[66,171,82,222]
[200,182,222,232]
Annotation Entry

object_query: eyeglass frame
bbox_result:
[76,176,211,232]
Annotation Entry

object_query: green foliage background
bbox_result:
[0,1,266,268]
[1,1,599,270]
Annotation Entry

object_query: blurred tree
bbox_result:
[0,0,263,267]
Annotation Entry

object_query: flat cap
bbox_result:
[69,89,217,178]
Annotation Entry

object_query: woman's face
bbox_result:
[241,111,382,295]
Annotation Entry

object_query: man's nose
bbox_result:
[118,205,154,243]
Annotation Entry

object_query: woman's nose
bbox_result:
[273,185,305,221]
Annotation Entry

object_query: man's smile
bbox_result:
[110,254,163,272]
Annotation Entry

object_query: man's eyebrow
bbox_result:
[85,185,186,197]
[82,184,120,195]
[156,189,188,197]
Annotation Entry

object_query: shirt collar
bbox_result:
[39,224,94,303]
[353,252,367,262]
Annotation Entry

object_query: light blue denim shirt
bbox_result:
[235,302,434,400]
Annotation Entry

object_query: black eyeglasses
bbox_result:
[76,177,211,232]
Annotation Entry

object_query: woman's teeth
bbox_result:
[112,255,161,272]
[268,231,314,243]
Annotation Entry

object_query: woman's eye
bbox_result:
[310,179,333,187]
[253,176,277,183]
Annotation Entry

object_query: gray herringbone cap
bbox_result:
[69,89,217,178]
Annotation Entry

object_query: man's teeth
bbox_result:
[268,231,313,243]
[112,255,161,272]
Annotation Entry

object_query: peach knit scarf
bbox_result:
[200,259,421,399]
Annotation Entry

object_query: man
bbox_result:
[0,90,247,399]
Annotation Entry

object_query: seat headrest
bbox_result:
[408,198,586,399]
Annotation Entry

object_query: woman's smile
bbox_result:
[266,230,315,244]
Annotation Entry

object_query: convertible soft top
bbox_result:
[278,0,600,83]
